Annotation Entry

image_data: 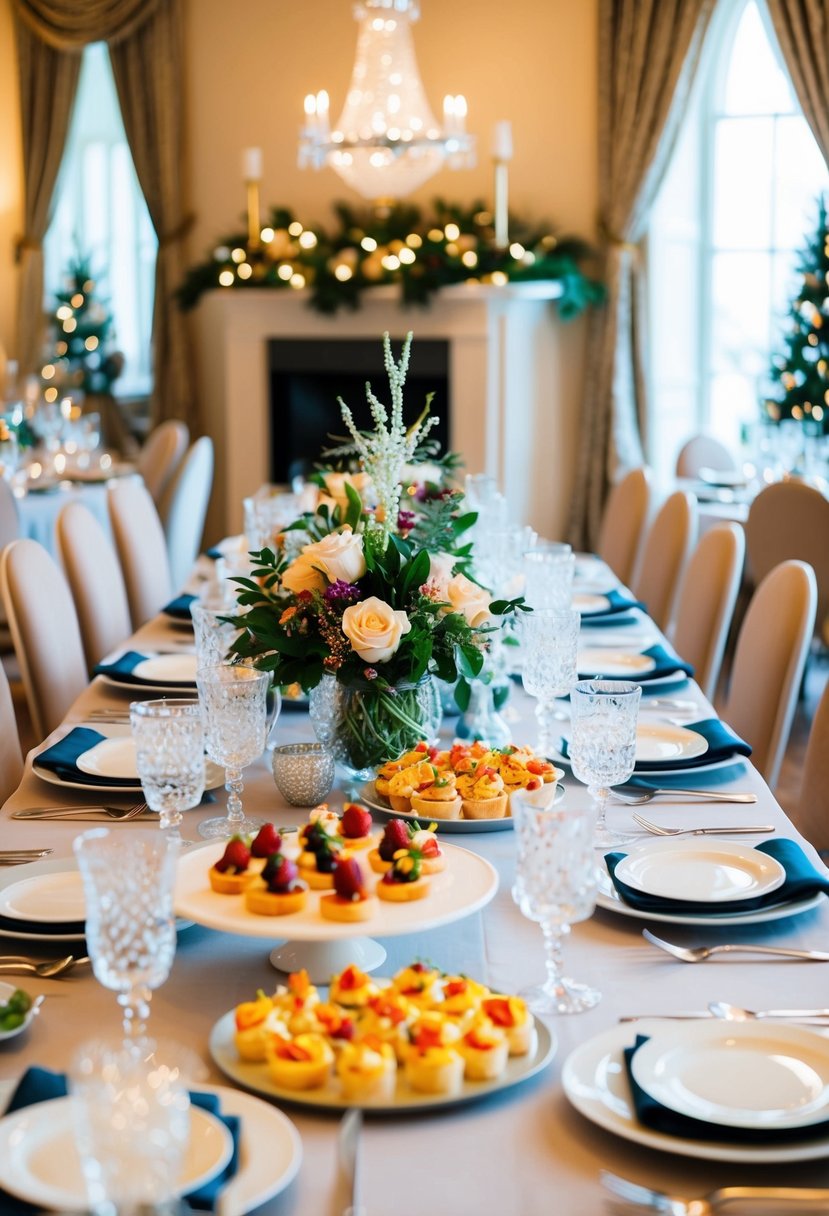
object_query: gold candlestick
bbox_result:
[494,159,509,250]
[246,179,261,250]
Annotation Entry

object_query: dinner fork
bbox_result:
[643,928,829,963]
[632,812,774,836]
[601,1170,829,1213]
[11,801,150,821]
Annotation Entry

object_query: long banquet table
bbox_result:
[2,572,829,1215]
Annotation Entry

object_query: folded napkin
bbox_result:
[35,727,138,788]
[624,1034,829,1144]
[579,589,646,625]
[94,650,158,685]
[205,545,223,560]
[633,717,751,772]
[163,593,197,620]
[3,1066,240,1214]
[606,838,829,915]
[578,644,694,683]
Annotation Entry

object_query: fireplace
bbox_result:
[268,338,450,484]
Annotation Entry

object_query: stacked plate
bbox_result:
[32,728,223,795]
[555,722,749,781]
[96,651,198,692]
[0,859,87,943]
[563,1019,829,1163]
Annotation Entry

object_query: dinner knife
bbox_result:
[339,1108,367,1216]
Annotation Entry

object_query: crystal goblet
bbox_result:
[511,786,600,1014]
[196,663,269,839]
[522,543,575,611]
[569,679,641,848]
[73,828,177,1044]
[129,699,204,844]
[191,601,240,668]
[521,608,580,755]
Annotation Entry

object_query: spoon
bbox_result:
[0,955,89,978]
[710,1000,829,1021]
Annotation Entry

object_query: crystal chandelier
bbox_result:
[299,0,475,201]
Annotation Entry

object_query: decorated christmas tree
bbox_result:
[766,196,829,435]
[41,254,123,398]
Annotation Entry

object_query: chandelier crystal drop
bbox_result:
[299,0,475,201]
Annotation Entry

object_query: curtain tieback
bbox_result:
[14,234,42,264]
[158,213,195,248]
[598,220,639,259]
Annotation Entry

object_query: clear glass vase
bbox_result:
[309,673,442,781]
[456,677,512,748]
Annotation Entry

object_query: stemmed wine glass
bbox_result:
[74,828,178,1045]
[569,679,641,848]
[196,663,269,839]
[130,699,205,845]
[521,608,581,755]
[510,787,600,1014]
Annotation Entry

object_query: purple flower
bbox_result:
[364,667,378,680]
[324,580,362,602]
[397,509,417,532]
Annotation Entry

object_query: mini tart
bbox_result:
[320,892,378,922]
[337,1039,397,1102]
[458,1023,509,1081]
[404,1046,464,1096]
[481,995,535,1056]
[377,873,430,902]
[410,793,462,820]
[330,964,380,1009]
[367,847,393,874]
[265,1032,334,1090]
[391,965,442,1007]
[461,793,508,820]
[244,881,308,916]
[233,993,277,1062]
[409,827,445,875]
[388,793,413,814]
[440,976,490,1021]
[209,866,257,895]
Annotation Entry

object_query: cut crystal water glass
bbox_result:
[196,663,269,839]
[130,699,204,844]
[569,679,641,847]
[521,608,580,755]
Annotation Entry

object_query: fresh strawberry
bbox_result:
[526,759,552,776]
[419,836,440,857]
[341,803,372,839]
[333,857,367,901]
[251,822,282,858]
[263,854,299,892]
[526,778,541,791]
[378,819,411,861]
[414,741,428,753]
[214,836,251,874]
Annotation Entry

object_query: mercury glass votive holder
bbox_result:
[272,742,336,806]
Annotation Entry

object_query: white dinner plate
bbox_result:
[33,732,225,794]
[613,839,786,903]
[578,649,657,678]
[0,870,86,924]
[595,865,826,926]
[631,1022,829,1131]
[635,725,708,764]
[131,653,199,685]
[562,1020,829,1163]
[0,1081,301,1215]
[75,737,140,780]
[0,1097,233,1211]
[573,593,611,615]
[174,839,499,941]
[698,466,749,488]
[0,980,41,1042]
[209,986,555,1113]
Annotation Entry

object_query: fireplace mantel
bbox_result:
[195,282,570,542]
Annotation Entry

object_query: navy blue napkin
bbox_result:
[579,589,646,626]
[2,1066,240,1213]
[35,727,138,788]
[625,1034,829,1143]
[578,644,694,682]
[163,593,197,620]
[605,838,829,915]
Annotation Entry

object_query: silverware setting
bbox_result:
[643,928,829,963]
[632,812,774,836]
[339,1108,366,1216]
[0,849,54,865]
[11,802,152,821]
[612,784,758,805]
[0,955,90,977]
[709,1000,829,1022]
[601,1170,829,1213]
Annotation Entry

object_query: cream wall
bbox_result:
[0,0,598,535]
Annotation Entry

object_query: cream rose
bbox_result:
[321,472,374,515]
[304,527,367,585]
[281,550,327,594]
[428,551,455,593]
[445,573,492,628]
[341,597,412,663]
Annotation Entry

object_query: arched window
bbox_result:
[647,0,829,480]
[43,42,157,400]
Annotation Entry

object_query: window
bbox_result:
[43,42,156,399]
[647,0,829,480]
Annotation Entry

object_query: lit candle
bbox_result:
[316,90,330,141]
[443,95,457,136]
[242,147,263,182]
[491,121,513,163]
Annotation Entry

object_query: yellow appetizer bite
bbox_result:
[244,854,308,916]
[209,837,257,894]
[410,767,462,819]
[265,1032,334,1090]
[458,1019,509,1081]
[320,857,378,923]
[456,761,508,819]
[376,848,431,902]
[387,759,437,813]
[404,1015,463,1095]
[360,989,417,1060]
[439,975,491,1024]
[481,995,535,1056]
[391,961,443,1007]
[329,963,380,1009]
[234,990,281,1062]
[337,1035,397,1102]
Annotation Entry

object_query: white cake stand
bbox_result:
[174,840,499,981]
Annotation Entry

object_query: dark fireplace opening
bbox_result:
[268,338,450,484]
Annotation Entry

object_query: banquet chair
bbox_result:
[0,478,21,650]
[136,419,189,505]
[669,523,744,701]
[630,490,697,630]
[0,659,22,806]
[107,480,173,628]
[596,467,651,585]
[675,433,737,478]
[0,539,88,740]
[158,436,214,590]
[56,502,132,671]
[793,678,829,856]
[744,479,829,645]
[721,559,817,790]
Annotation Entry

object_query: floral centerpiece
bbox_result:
[229,332,522,777]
